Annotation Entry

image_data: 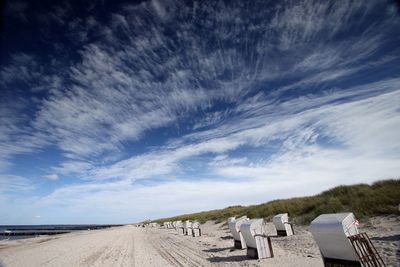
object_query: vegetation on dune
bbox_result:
[154,179,400,225]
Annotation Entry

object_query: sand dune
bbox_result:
[0,216,398,267]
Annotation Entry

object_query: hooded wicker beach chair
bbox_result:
[184,220,193,236]
[272,213,294,236]
[175,220,184,235]
[228,216,248,249]
[240,218,274,259]
[192,221,201,237]
[310,212,385,267]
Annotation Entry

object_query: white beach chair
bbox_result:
[192,221,201,237]
[240,219,274,259]
[272,213,294,236]
[184,220,193,236]
[228,216,248,249]
[310,212,385,267]
[175,220,184,235]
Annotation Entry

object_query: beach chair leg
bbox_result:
[267,236,274,258]
[246,247,258,259]
[234,240,243,249]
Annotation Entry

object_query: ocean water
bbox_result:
[0,224,122,241]
[0,235,33,241]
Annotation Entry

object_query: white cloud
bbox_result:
[0,175,35,193]
[44,174,59,181]
[151,0,167,19]
[82,79,400,187]
[2,0,398,165]
[52,161,93,176]
[0,97,48,171]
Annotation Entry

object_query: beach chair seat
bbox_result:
[272,213,294,236]
[240,219,274,259]
[228,216,248,249]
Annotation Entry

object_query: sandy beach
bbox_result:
[0,215,398,267]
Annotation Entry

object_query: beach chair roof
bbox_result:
[192,221,200,228]
[184,220,192,228]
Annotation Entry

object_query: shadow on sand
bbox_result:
[203,247,231,253]
[219,235,233,240]
[370,234,400,242]
[207,255,249,263]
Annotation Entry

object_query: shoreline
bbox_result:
[0,215,398,266]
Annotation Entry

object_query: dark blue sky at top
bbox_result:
[3,0,399,92]
[3,0,394,119]
[0,0,400,224]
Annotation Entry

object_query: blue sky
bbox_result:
[1,0,400,224]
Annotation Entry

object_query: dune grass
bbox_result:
[154,179,400,225]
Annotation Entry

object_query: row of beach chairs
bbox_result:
[228,212,385,267]
[162,220,202,237]
[228,213,293,252]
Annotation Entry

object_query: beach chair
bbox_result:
[310,212,385,267]
[184,220,193,236]
[228,216,248,249]
[176,220,184,235]
[272,213,294,236]
[240,219,274,259]
[192,221,201,237]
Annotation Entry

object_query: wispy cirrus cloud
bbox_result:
[0,175,35,193]
[0,95,48,171]
[3,0,399,163]
[83,79,400,183]
[28,85,400,223]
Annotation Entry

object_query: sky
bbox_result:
[0,0,400,225]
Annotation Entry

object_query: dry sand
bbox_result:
[0,215,398,267]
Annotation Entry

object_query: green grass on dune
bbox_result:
[154,179,400,225]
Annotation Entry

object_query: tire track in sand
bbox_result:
[150,231,209,266]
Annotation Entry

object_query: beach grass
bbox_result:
[154,179,400,225]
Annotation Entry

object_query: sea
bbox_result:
[0,224,123,240]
